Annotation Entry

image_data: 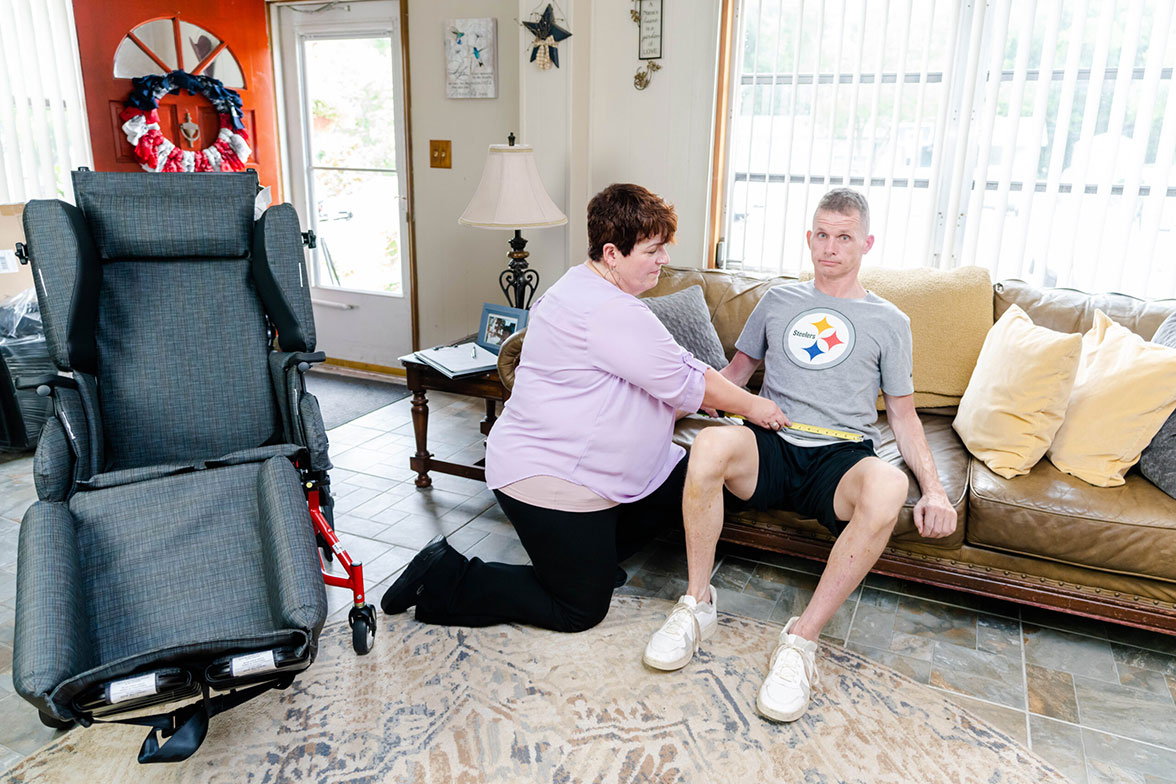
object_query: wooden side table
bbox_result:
[401,356,510,487]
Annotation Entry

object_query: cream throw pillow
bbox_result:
[953,305,1082,478]
[1047,310,1176,487]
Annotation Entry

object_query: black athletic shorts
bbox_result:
[724,423,876,536]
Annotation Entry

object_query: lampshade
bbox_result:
[458,144,568,230]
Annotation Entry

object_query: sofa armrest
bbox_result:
[255,457,328,636]
[496,328,527,392]
[13,502,93,720]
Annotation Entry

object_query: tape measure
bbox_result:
[711,412,863,443]
[784,421,863,443]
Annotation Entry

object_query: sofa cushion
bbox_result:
[1140,312,1176,499]
[1047,310,1176,487]
[953,304,1082,478]
[672,412,967,550]
[643,285,728,370]
[968,458,1176,583]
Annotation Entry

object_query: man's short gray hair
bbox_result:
[815,188,870,235]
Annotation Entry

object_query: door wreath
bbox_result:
[119,70,252,173]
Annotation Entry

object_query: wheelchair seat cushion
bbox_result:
[46,456,326,708]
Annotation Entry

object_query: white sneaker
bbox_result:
[642,587,718,671]
[756,617,819,722]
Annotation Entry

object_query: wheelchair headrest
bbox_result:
[73,170,257,260]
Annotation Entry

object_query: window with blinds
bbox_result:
[719,0,1176,299]
[0,0,93,203]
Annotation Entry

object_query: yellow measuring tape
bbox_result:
[715,413,862,443]
[784,421,864,443]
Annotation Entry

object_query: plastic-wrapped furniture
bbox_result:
[11,170,375,763]
[0,289,55,449]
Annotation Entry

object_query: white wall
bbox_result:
[408,0,520,349]
[585,1,722,269]
[410,0,721,346]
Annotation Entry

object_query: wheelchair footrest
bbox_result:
[204,645,309,689]
[75,668,200,717]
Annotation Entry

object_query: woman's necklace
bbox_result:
[588,260,617,286]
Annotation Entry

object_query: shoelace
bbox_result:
[658,602,701,643]
[768,642,818,689]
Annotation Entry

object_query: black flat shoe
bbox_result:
[381,535,451,614]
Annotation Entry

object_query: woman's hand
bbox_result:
[743,396,791,432]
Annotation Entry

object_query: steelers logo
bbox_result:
[784,308,855,369]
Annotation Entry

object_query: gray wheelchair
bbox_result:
[11,170,375,763]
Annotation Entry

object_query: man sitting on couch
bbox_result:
[642,188,958,723]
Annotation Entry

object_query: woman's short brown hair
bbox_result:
[587,183,677,260]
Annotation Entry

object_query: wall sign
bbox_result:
[632,0,663,90]
[446,18,498,99]
[638,0,662,60]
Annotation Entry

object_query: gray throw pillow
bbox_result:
[1140,312,1176,498]
[643,285,728,370]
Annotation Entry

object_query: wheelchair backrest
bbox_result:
[23,171,316,472]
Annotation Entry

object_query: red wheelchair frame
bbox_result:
[308,486,376,654]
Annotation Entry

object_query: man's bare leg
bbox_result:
[756,456,908,722]
[643,425,759,671]
[786,457,908,642]
[681,426,761,603]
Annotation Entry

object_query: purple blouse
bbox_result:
[485,264,708,503]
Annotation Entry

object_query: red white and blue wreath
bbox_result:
[119,70,251,173]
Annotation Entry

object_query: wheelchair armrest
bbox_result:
[13,502,93,721]
[268,351,330,471]
[41,382,101,491]
[15,374,78,394]
[255,458,328,635]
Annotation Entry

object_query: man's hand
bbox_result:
[744,396,790,432]
[914,492,957,539]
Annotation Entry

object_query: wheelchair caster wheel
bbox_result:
[349,604,376,655]
[38,711,74,731]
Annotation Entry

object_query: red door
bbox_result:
[72,0,281,195]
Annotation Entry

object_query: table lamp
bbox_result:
[458,134,568,309]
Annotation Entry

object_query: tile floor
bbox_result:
[1,390,1175,782]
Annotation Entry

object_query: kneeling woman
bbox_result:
[381,184,787,632]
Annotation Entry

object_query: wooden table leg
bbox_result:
[480,398,498,436]
[411,388,432,487]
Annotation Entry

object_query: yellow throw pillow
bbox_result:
[1047,310,1176,487]
[953,305,1082,478]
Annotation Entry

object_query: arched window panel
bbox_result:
[123,19,178,73]
[179,20,220,70]
[204,48,245,87]
[113,36,166,78]
[112,17,245,87]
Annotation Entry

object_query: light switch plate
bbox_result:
[429,140,452,169]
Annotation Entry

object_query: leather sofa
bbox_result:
[497,265,1176,634]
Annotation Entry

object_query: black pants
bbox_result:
[415,456,689,632]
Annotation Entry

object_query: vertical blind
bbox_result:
[721,0,1176,299]
[0,0,92,204]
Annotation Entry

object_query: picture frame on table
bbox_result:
[477,302,528,354]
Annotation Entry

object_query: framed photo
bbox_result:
[477,302,528,354]
[638,0,663,60]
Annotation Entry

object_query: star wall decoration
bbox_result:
[522,4,572,69]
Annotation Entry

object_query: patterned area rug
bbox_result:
[4,595,1068,783]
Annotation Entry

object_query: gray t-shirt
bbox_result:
[735,281,914,447]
